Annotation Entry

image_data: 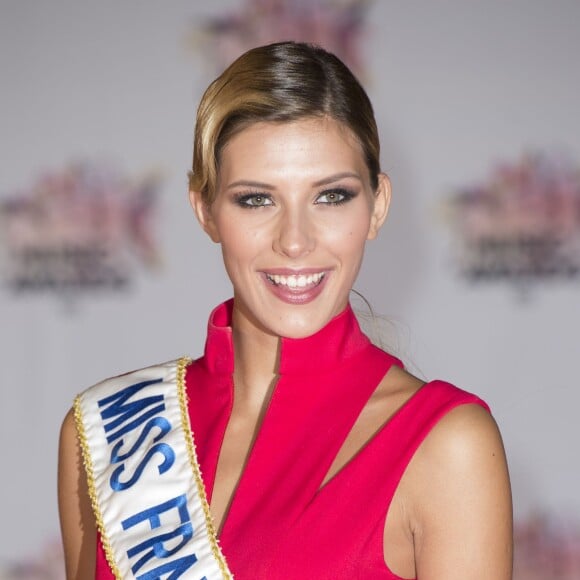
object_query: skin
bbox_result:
[193,117,390,342]
[58,117,512,579]
[59,407,97,579]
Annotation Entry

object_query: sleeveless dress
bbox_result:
[95,299,488,579]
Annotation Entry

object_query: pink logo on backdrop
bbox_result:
[514,513,580,579]
[0,160,161,300]
[190,0,371,77]
[444,151,580,293]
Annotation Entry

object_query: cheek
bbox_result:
[323,211,371,246]
[217,221,265,270]
[329,219,370,274]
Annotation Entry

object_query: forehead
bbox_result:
[218,118,367,183]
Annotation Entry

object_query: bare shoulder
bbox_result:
[418,402,505,472]
[58,406,97,579]
[402,400,513,579]
[409,401,510,508]
[59,406,77,447]
[58,407,81,485]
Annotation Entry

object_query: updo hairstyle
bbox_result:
[189,41,380,204]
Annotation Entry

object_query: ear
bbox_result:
[189,189,221,243]
[367,172,391,240]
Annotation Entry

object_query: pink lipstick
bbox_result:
[261,270,328,305]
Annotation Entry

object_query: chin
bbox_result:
[234,290,348,339]
[268,309,337,340]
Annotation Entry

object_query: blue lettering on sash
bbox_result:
[98,378,165,444]
[111,417,172,463]
[123,494,201,578]
[135,556,200,579]
[110,442,175,491]
[97,378,176,490]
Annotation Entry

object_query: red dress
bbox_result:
[96,300,488,579]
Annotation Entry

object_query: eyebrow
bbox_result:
[313,172,363,187]
[226,172,363,190]
[226,180,274,190]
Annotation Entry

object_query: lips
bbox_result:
[262,270,328,304]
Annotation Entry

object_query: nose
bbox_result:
[272,207,315,259]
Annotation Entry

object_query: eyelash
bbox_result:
[233,188,357,209]
[233,192,273,208]
[315,188,357,206]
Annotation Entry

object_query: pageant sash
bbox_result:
[75,358,233,579]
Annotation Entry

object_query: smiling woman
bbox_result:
[191,118,389,338]
[58,42,513,580]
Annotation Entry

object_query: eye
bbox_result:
[234,193,274,208]
[315,188,356,205]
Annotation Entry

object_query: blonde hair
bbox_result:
[189,41,380,204]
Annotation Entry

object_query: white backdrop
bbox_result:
[1,0,579,575]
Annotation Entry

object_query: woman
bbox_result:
[59,41,512,579]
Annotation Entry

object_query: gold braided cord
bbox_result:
[176,356,234,579]
[73,395,123,580]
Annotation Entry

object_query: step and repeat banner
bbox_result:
[1,1,579,578]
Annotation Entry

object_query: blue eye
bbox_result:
[316,188,356,205]
[234,193,273,208]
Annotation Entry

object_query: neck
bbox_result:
[231,312,280,407]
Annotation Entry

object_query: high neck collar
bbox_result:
[203,299,372,375]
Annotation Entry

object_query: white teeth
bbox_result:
[267,272,324,288]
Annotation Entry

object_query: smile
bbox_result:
[266,272,325,289]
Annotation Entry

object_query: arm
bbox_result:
[409,404,513,579]
[58,408,97,580]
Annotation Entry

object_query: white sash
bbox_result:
[75,358,233,579]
